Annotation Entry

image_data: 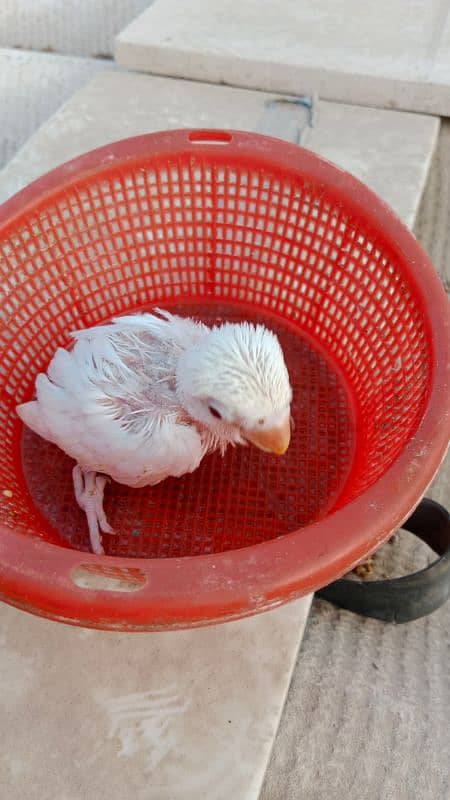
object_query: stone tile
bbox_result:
[0,599,311,800]
[116,0,450,115]
[0,70,438,228]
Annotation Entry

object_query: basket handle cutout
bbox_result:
[188,130,232,145]
[72,565,146,593]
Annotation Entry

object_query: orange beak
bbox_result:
[245,415,291,456]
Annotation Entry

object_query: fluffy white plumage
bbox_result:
[17,309,292,554]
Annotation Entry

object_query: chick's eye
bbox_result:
[208,405,222,420]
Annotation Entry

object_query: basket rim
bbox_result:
[0,128,449,631]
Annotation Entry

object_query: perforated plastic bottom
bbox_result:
[21,301,354,558]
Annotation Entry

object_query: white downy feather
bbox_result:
[17,311,209,487]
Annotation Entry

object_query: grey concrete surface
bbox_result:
[0,48,113,169]
[0,1,152,58]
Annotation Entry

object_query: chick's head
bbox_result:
[176,322,292,455]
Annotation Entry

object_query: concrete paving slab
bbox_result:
[0,599,311,800]
[116,0,450,115]
[0,70,438,228]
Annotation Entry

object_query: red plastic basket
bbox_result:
[0,129,449,631]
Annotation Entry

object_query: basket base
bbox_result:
[20,301,355,558]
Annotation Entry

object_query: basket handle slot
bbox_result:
[188,130,232,145]
[72,565,146,593]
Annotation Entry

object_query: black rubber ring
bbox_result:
[316,498,450,623]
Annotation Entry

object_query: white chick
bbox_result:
[17,309,292,554]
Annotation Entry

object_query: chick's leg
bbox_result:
[72,466,116,555]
